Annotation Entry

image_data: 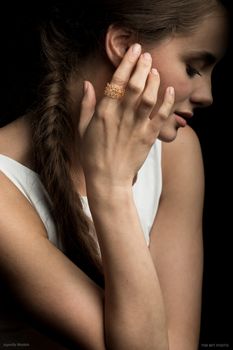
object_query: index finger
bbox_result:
[110,43,142,88]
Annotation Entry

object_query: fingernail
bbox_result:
[142,52,151,61]
[132,43,141,55]
[151,68,159,75]
[168,86,174,95]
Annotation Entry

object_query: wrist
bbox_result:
[86,180,133,206]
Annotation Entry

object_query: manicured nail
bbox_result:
[142,52,151,61]
[168,86,174,95]
[151,68,159,75]
[132,43,141,55]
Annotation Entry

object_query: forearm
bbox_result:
[87,185,169,350]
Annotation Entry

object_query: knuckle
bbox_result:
[141,133,155,147]
[81,97,95,110]
[128,55,138,64]
[141,60,151,69]
[164,92,175,108]
[96,101,109,119]
[128,81,141,94]
[97,99,105,112]
[166,98,174,108]
[81,94,90,106]
[112,75,126,87]
[157,109,168,122]
[97,100,119,121]
[141,96,155,109]
[81,98,88,108]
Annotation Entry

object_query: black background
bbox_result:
[190,47,232,348]
[0,3,232,349]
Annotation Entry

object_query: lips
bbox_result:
[173,111,193,127]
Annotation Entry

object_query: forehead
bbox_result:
[173,12,229,60]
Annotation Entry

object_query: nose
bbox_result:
[190,78,213,108]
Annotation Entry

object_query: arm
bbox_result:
[0,45,174,349]
[79,45,176,349]
[149,126,204,350]
[86,186,169,350]
[0,171,106,350]
[0,170,168,350]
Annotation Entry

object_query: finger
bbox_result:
[125,52,153,106]
[151,86,175,130]
[79,81,96,138]
[108,43,142,88]
[134,67,160,119]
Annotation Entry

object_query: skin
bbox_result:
[0,9,228,350]
[150,12,227,141]
[70,11,227,192]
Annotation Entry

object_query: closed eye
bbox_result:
[186,64,202,78]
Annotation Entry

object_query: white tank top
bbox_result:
[0,140,162,246]
[0,140,162,344]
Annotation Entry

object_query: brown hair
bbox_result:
[31,0,225,286]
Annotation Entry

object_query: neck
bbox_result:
[0,114,34,169]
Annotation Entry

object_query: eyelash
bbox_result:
[186,64,202,78]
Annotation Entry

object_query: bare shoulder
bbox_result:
[162,125,203,166]
[0,171,105,349]
[150,129,204,349]
[0,171,48,239]
[161,125,204,191]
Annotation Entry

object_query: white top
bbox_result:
[0,140,162,245]
[81,140,162,245]
[0,140,162,342]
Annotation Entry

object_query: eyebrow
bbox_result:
[187,51,218,65]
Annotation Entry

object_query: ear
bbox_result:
[105,24,135,67]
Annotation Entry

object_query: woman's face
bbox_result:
[147,10,228,142]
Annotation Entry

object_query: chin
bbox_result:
[158,126,179,143]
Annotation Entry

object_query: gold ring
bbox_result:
[104,83,125,99]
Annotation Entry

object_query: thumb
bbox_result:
[79,80,96,138]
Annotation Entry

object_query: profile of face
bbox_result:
[145,10,228,142]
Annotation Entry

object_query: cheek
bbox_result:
[152,81,188,117]
[160,74,191,103]
[153,55,192,105]
[150,71,192,123]
[173,81,191,104]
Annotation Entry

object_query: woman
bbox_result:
[0,1,229,349]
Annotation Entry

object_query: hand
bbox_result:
[78,43,175,191]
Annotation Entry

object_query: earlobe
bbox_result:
[105,24,134,67]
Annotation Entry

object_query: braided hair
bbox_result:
[30,0,226,287]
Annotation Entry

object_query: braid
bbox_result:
[29,0,225,289]
[31,24,103,287]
